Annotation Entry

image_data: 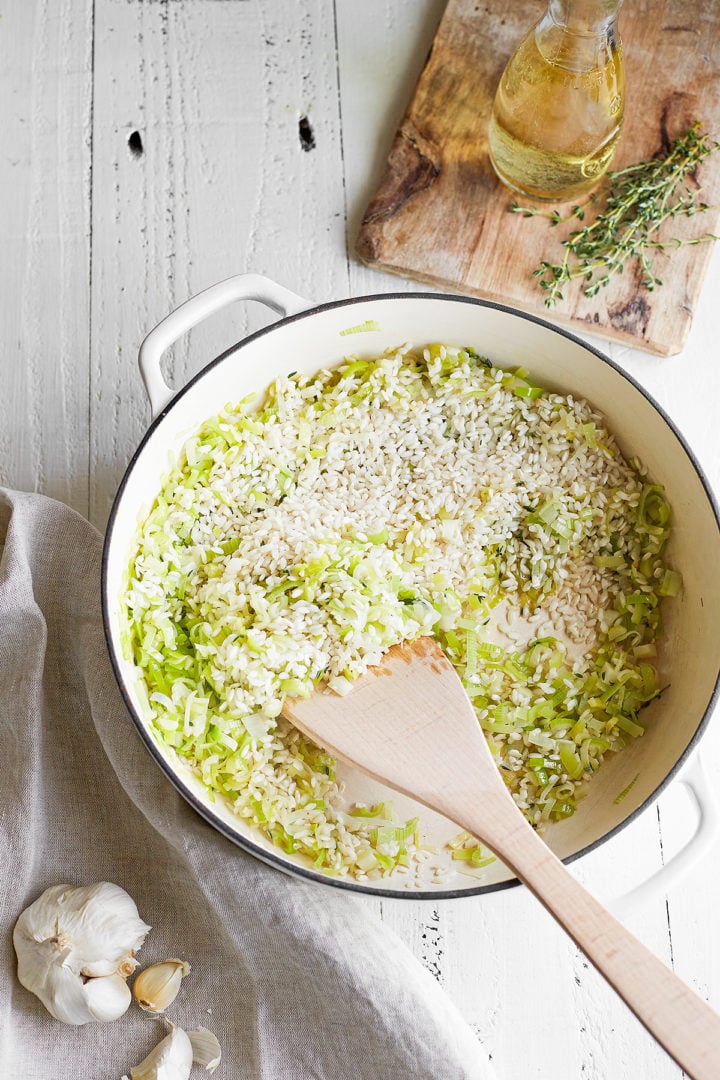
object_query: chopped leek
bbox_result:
[659,569,682,596]
[339,320,381,336]
[613,773,640,804]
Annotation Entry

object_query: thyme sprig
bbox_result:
[512,122,719,307]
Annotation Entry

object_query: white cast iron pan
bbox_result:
[102,274,720,902]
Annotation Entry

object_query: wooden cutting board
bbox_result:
[356,0,720,356]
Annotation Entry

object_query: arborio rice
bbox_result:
[124,344,680,880]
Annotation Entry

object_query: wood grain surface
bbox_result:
[1,2,720,1077]
[356,0,720,356]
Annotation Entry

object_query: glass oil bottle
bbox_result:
[488,0,625,202]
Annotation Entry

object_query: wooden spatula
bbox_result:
[284,637,720,1079]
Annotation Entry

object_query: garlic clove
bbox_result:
[129,1021,193,1080]
[133,958,190,1013]
[83,971,132,1022]
[188,1027,222,1073]
[13,882,150,1025]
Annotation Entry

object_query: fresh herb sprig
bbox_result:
[512,122,719,307]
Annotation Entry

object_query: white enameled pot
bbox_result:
[102,274,720,902]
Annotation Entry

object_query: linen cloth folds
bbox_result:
[0,488,495,1080]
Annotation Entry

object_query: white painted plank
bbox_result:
[336,0,448,296]
[0,0,93,515]
[89,0,347,527]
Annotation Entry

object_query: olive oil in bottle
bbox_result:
[488,0,624,202]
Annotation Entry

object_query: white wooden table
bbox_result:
[2,2,719,1076]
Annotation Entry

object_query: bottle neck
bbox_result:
[536,0,623,71]
[547,0,622,35]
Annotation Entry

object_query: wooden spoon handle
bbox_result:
[460,806,720,1079]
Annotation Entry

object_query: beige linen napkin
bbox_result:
[0,488,495,1080]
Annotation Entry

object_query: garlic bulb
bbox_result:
[133,959,190,1012]
[188,1027,222,1073]
[128,1022,193,1080]
[13,882,150,1024]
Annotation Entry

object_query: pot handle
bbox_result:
[609,752,719,919]
[138,274,312,418]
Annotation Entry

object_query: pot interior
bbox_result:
[104,295,720,897]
